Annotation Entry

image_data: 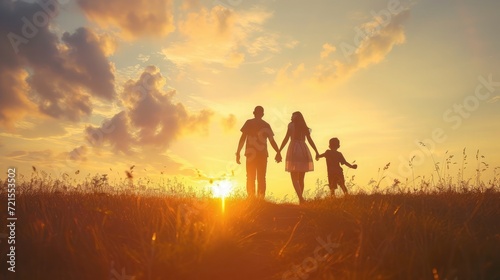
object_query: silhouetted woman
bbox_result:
[278,111,319,204]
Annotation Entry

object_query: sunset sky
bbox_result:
[1,0,499,200]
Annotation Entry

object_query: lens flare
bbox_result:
[211,180,234,213]
[212,180,233,198]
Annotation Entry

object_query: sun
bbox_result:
[211,180,235,213]
[212,180,234,198]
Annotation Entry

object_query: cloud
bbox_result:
[246,33,281,56]
[0,0,116,127]
[85,111,135,154]
[85,66,214,153]
[76,0,175,38]
[0,67,35,128]
[181,0,201,11]
[221,114,237,132]
[320,43,336,59]
[316,10,410,82]
[4,148,80,169]
[137,54,150,63]
[68,146,88,161]
[262,67,276,75]
[28,27,116,120]
[489,95,500,103]
[5,150,28,158]
[6,149,53,162]
[11,118,68,138]
[274,63,306,86]
[162,6,281,68]
[124,66,214,147]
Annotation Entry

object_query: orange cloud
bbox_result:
[316,10,410,82]
[0,68,35,128]
[0,1,116,126]
[76,0,175,38]
[162,6,279,67]
[85,66,214,154]
[221,114,237,132]
[69,146,88,161]
[274,63,306,86]
[320,43,336,59]
[181,0,201,11]
[85,111,135,154]
[6,149,53,162]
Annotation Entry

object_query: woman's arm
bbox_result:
[306,133,319,156]
[279,125,291,152]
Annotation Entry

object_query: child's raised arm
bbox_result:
[340,152,357,169]
[345,161,357,169]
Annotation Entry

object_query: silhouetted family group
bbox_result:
[236,106,357,203]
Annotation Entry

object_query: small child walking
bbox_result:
[316,138,357,197]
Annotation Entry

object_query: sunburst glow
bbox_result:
[211,180,234,199]
[211,180,234,213]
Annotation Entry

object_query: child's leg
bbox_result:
[328,176,336,197]
[329,187,336,198]
[339,177,348,195]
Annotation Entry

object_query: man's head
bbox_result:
[253,106,264,119]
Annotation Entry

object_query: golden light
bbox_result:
[211,180,234,213]
[212,180,233,198]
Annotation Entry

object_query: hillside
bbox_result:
[1,190,500,280]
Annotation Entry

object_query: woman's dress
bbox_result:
[285,123,314,172]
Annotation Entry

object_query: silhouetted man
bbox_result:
[236,106,281,199]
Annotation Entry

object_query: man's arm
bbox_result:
[269,136,280,154]
[236,133,246,164]
[268,135,282,162]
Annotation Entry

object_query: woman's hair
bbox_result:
[292,111,310,136]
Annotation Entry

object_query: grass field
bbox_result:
[1,174,500,280]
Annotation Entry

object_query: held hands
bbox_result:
[315,152,320,161]
[275,152,282,163]
[238,152,283,163]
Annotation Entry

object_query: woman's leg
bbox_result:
[290,172,299,194]
[298,172,305,198]
[290,172,304,203]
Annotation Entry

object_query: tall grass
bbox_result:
[1,170,499,279]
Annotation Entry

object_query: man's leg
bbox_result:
[256,155,268,199]
[246,157,257,198]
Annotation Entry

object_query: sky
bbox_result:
[1,0,499,201]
